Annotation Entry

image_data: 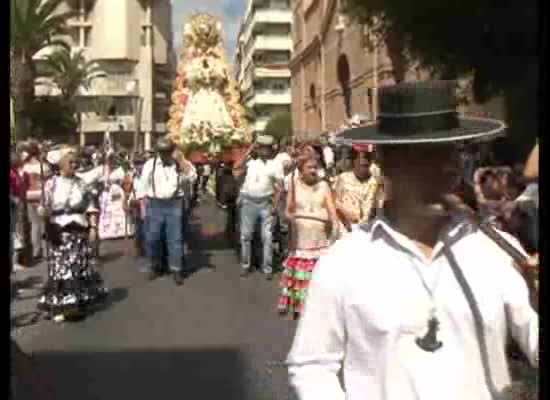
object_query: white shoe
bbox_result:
[13,264,24,272]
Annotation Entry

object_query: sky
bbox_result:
[171,0,248,65]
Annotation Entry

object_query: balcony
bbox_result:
[253,35,293,52]
[242,9,292,44]
[250,89,291,106]
[253,66,291,79]
[254,118,269,132]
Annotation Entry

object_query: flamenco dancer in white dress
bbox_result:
[78,153,134,241]
[38,149,107,321]
[97,154,134,240]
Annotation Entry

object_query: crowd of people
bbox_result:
[10,82,538,400]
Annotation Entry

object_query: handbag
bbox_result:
[443,245,538,400]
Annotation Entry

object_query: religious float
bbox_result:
[166,13,252,164]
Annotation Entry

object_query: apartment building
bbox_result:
[233,0,292,135]
[290,0,430,139]
[34,0,175,151]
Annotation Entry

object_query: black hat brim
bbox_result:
[336,116,506,145]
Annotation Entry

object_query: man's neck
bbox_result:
[353,170,369,182]
[385,201,451,257]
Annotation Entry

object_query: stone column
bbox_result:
[138,0,154,150]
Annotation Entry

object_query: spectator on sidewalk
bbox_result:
[22,140,51,263]
[10,150,27,275]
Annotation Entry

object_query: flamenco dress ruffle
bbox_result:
[38,228,108,319]
[277,248,326,319]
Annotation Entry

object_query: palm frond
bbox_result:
[41,48,106,100]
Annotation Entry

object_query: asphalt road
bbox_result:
[12,197,298,400]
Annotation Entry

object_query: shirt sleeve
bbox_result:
[182,162,197,183]
[271,161,284,182]
[287,250,347,400]
[137,159,153,199]
[498,233,539,367]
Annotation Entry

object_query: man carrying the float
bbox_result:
[287,81,538,400]
[137,138,196,286]
[233,135,283,280]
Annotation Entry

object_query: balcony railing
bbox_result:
[253,67,291,79]
[251,89,291,105]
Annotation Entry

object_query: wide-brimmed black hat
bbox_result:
[337,80,506,145]
[155,137,175,153]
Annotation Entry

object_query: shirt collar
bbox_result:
[362,216,475,263]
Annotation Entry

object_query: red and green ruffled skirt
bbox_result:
[277,257,319,319]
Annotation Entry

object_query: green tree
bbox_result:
[242,105,257,124]
[343,0,538,161]
[263,111,292,144]
[42,48,105,101]
[343,0,537,100]
[28,96,77,140]
[10,0,74,140]
[40,48,105,141]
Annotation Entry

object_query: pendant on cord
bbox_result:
[415,316,443,352]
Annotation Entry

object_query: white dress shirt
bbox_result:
[287,217,538,400]
[323,146,335,168]
[137,157,196,200]
[240,158,283,198]
[23,160,52,202]
[274,152,292,168]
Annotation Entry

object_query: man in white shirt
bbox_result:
[233,135,283,280]
[320,135,335,174]
[22,141,52,261]
[287,81,538,400]
[137,138,196,285]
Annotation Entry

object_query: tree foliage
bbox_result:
[263,111,292,143]
[41,48,105,101]
[29,96,77,138]
[10,0,74,140]
[343,0,538,101]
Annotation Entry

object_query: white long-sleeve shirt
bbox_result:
[137,157,196,200]
[287,217,538,400]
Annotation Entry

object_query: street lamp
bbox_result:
[126,79,143,153]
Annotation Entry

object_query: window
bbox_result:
[69,28,79,47]
[84,28,92,48]
[337,54,352,117]
[141,27,147,47]
[309,84,316,107]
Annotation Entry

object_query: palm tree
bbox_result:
[10,0,75,140]
[41,48,105,142]
[42,48,105,101]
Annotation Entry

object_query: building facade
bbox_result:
[34,0,175,150]
[290,0,429,140]
[234,0,292,135]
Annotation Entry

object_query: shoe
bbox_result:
[240,268,252,278]
[146,270,158,281]
[173,271,184,286]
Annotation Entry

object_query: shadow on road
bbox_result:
[90,287,128,314]
[12,311,43,329]
[99,249,124,264]
[16,275,45,290]
[23,348,278,400]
